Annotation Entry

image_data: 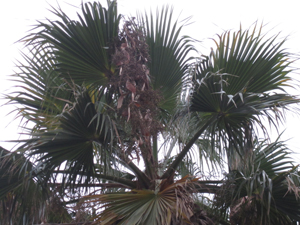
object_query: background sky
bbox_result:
[1,0,300,159]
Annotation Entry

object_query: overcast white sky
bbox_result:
[1,0,300,159]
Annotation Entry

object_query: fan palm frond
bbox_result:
[190,24,299,153]
[0,147,48,225]
[17,91,115,188]
[216,138,300,224]
[6,50,73,131]
[86,176,213,225]
[140,6,195,114]
[23,1,120,88]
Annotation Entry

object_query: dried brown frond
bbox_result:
[284,176,300,199]
[109,18,163,174]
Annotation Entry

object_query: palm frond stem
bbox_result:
[161,116,217,179]
[123,159,151,188]
[53,171,136,188]
[49,182,129,189]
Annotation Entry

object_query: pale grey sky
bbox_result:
[1,0,300,159]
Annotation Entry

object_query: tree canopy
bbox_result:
[1,1,300,224]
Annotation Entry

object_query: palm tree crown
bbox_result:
[1,1,300,224]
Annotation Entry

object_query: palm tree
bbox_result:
[1,1,300,224]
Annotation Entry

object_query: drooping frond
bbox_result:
[6,50,73,131]
[0,147,48,225]
[216,138,300,224]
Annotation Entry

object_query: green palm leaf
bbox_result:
[18,91,114,187]
[140,6,195,113]
[190,24,299,152]
[24,1,120,87]
[6,51,73,131]
[218,138,300,224]
[86,176,211,225]
[0,147,48,225]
